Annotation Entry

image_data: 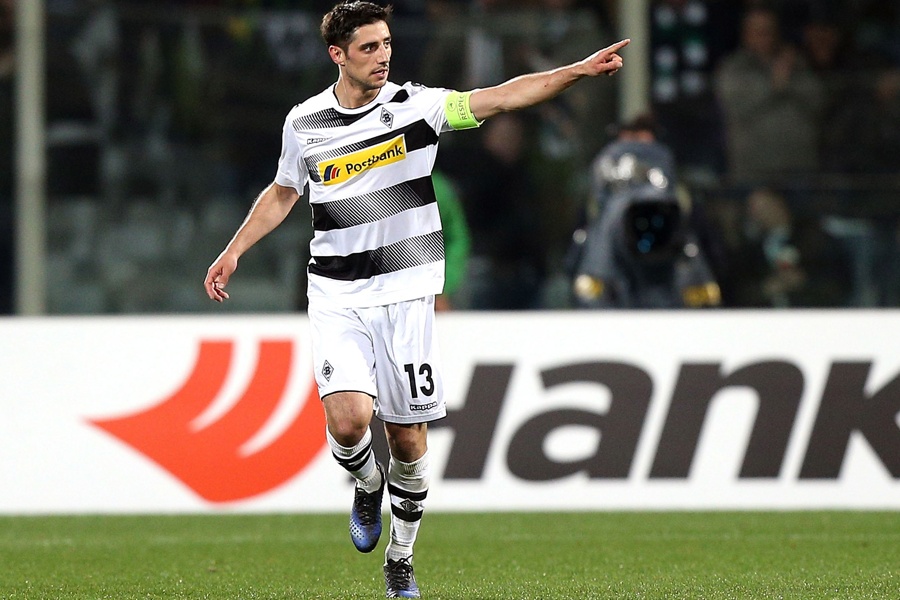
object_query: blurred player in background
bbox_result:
[204,2,627,596]
[431,170,470,311]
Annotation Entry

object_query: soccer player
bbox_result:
[203,2,627,597]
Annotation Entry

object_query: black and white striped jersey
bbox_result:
[275,81,471,308]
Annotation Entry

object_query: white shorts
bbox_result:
[307,296,446,424]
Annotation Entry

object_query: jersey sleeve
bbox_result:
[274,113,308,193]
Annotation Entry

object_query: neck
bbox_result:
[334,73,380,109]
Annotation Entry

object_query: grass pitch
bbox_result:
[1,511,898,599]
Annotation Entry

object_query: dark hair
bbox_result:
[321,2,393,49]
[604,112,660,141]
[619,113,659,136]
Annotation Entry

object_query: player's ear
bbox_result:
[329,45,346,66]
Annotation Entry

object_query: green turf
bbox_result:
[1,512,898,599]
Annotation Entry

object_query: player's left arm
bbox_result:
[467,39,629,122]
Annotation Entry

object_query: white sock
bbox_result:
[386,451,430,562]
[327,428,381,493]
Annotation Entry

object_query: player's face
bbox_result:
[342,21,392,91]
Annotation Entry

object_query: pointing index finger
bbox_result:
[603,39,631,54]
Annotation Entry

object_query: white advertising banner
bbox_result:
[0,311,898,513]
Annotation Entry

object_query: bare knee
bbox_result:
[323,392,374,446]
[385,422,427,463]
[328,420,370,446]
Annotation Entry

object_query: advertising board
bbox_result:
[0,312,897,513]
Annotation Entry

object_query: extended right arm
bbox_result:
[204,181,301,302]
[468,39,629,122]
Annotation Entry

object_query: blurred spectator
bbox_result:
[729,188,853,307]
[819,64,900,307]
[0,0,13,313]
[432,170,471,311]
[799,12,859,169]
[821,67,900,175]
[569,115,722,309]
[444,113,545,310]
[802,13,849,86]
[714,6,825,184]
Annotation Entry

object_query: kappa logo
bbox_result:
[88,340,327,503]
[410,401,438,411]
[317,134,406,186]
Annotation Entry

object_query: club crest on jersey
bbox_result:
[317,134,407,186]
[380,107,394,128]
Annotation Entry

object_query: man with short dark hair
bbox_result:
[204,2,627,596]
[715,6,824,183]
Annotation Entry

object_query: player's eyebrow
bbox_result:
[359,36,391,51]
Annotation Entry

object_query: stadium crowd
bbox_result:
[1,0,899,313]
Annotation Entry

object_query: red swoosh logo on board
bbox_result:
[89,340,326,503]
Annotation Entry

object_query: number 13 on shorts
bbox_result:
[403,362,435,399]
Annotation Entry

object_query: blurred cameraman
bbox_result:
[568,114,722,309]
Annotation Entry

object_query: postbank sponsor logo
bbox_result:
[318,135,406,186]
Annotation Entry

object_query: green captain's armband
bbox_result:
[444,91,483,130]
